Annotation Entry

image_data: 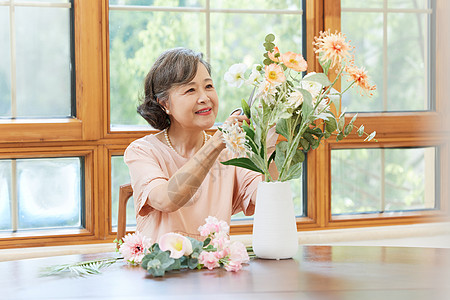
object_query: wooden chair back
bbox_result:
[117,183,133,246]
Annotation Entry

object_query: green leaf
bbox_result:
[202,237,211,247]
[324,132,331,139]
[299,88,313,119]
[336,132,344,141]
[357,125,364,137]
[318,52,332,75]
[291,148,305,165]
[265,33,275,42]
[187,257,199,270]
[263,58,272,65]
[344,124,353,136]
[263,42,275,52]
[275,118,290,140]
[364,131,377,141]
[274,141,288,172]
[221,157,264,174]
[349,113,358,125]
[302,72,331,87]
[284,162,303,181]
[338,115,345,132]
[300,138,310,151]
[241,98,251,119]
[325,118,338,133]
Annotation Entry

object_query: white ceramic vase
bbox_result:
[252,181,298,259]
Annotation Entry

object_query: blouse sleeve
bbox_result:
[232,167,261,216]
[124,142,169,216]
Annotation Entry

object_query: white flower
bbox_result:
[221,120,249,157]
[224,63,247,88]
[158,232,193,259]
[256,80,278,106]
[245,64,263,86]
[287,89,304,109]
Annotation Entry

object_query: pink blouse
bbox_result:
[124,134,261,242]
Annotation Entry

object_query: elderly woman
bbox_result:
[124,48,276,242]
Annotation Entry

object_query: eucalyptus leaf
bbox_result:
[344,124,353,136]
[300,138,310,151]
[325,118,338,133]
[357,125,364,137]
[365,131,377,141]
[265,33,275,42]
[338,115,345,132]
[291,148,305,165]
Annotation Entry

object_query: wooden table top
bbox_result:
[1,245,449,300]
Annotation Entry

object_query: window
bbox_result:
[0,0,448,249]
[0,0,74,119]
[108,0,304,127]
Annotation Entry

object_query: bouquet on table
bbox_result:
[42,217,250,277]
[220,31,376,181]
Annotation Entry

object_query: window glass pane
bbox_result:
[331,147,437,215]
[0,7,11,117]
[387,12,428,111]
[109,0,204,7]
[341,0,382,8]
[212,12,302,122]
[388,0,429,9]
[341,12,383,112]
[341,4,432,112]
[15,7,72,117]
[26,1,70,3]
[109,10,205,127]
[16,157,82,230]
[0,160,12,231]
[111,155,135,229]
[211,0,301,10]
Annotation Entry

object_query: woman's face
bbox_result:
[166,63,219,131]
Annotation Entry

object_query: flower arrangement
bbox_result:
[42,217,249,277]
[221,31,376,182]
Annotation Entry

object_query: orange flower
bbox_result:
[268,46,281,62]
[281,51,308,72]
[313,30,353,68]
[264,63,286,84]
[345,63,376,96]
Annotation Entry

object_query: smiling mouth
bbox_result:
[195,108,212,114]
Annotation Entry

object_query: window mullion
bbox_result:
[9,0,16,118]
[10,159,18,232]
[205,0,210,62]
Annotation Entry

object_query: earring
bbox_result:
[166,109,170,114]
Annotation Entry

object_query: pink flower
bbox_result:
[281,51,308,72]
[265,64,286,84]
[345,62,376,96]
[158,233,193,259]
[224,260,243,272]
[313,30,353,69]
[119,231,152,265]
[198,216,230,237]
[212,233,230,251]
[199,251,220,270]
[227,241,250,264]
[267,46,281,62]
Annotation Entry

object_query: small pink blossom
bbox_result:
[228,241,250,264]
[119,231,152,265]
[159,233,193,259]
[199,251,220,270]
[198,216,230,237]
[224,260,243,272]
